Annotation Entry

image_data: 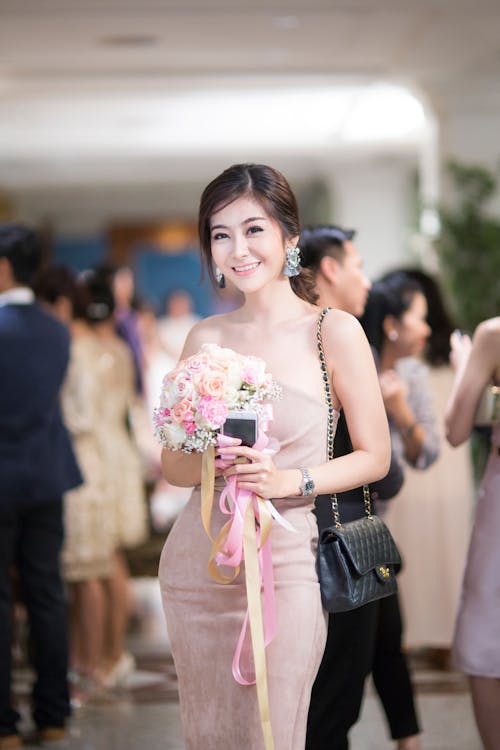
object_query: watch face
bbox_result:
[301,470,314,495]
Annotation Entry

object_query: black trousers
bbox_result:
[306,593,420,749]
[0,498,70,736]
[306,600,379,750]
[372,592,420,741]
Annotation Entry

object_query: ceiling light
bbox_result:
[340,85,426,142]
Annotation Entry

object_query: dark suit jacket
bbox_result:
[0,302,82,504]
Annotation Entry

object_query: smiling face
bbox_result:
[209,195,294,294]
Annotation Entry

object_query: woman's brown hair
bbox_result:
[198,163,318,305]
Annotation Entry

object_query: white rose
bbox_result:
[226,361,243,390]
[160,385,177,409]
[200,343,224,359]
[173,373,195,401]
[164,422,187,449]
[202,343,238,367]
[223,385,239,408]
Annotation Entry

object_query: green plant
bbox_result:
[435,160,500,331]
[435,161,500,485]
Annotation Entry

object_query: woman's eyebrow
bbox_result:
[241,216,267,225]
[211,216,267,230]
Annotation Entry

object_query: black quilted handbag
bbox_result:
[316,308,402,613]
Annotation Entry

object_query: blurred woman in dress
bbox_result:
[446,317,500,750]
[382,269,473,657]
[360,271,440,750]
[81,271,148,688]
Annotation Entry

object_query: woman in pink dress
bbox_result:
[446,317,500,750]
[158,163,391,750]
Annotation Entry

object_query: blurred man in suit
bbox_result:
[0,225,81,748]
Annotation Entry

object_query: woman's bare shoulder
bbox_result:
[474,317,500,376]
[476,316,500,342]
[181,312,231,355]
[321,308,365,345]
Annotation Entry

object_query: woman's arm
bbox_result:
[384,359,439,469]
[225,311,391,498]
[61,345,94,436]
[322,310,391,490]
[160,318,219,487]
[445,320,500,447]
[378,368,425,465]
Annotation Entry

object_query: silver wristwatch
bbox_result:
[299,468,315,496]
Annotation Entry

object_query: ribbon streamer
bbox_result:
[200,431,279,750]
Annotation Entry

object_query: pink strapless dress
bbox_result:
[453,423,500,677]
[159,384,335,749]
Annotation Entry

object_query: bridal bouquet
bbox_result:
[153,343,281,453]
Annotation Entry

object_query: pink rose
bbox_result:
[198,371,227,398]
[184,421,196,435]
[171,398,194,424]
[241,366,259,386]
[186,353,210,374]
[198,396,228,428]
[154,408,171,427]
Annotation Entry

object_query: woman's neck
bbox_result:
[380,344,398,372]
[71,319,91,337]
[93,320,116,338]
[233,279,313,326]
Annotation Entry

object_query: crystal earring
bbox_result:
[388,330,399,342]
[215,267,226,289]
[283,246,301,278]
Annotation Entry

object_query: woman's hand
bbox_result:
[220,445,298,499]
[214,435,241,478]
[379,369,409,419]
[449,330,472,373]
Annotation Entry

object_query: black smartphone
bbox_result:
[220,410,258,447]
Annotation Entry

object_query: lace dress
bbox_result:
[61,334,114,581]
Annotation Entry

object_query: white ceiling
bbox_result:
[1,0,500,188]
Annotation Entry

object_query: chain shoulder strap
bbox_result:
[316,308,372,528]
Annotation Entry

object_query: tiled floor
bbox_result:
[12,578,482,749]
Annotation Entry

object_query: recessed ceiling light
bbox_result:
[100,34,159,48]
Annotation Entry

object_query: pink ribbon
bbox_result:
[215,431,277,685]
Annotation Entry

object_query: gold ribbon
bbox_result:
[200,449,275,750]
[201,445,216,541]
